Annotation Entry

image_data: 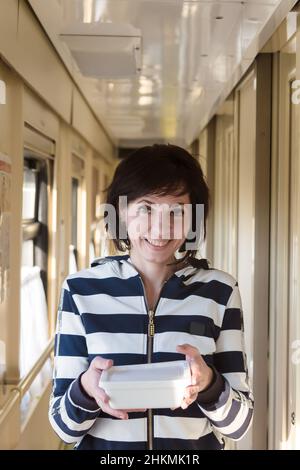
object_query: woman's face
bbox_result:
[124,192,191,265]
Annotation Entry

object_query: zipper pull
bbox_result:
[148,310,155,337]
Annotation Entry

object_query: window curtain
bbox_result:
[20,266,51,420]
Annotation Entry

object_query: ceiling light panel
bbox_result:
[60,22,142,78]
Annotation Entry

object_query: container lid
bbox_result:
[99,360,191,389]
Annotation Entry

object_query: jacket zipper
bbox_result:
[138,274,172,451]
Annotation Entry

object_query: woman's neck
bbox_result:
[129,252,174,286]
[128,250,186,288]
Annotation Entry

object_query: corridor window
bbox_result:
[22,165,37,221]
[21,157,50,293]
[69,153,85,274]
[20,155,52,418]
[69,176,79,273]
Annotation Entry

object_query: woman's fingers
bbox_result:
[174,344,202,411]
[91,356,114,371]
[181,393,198,409]
[95,398,146,418]
[184,384,200,397]
[94,386,110,404]
[100,402,129,420]
[100,404,146,419]
[176,344,200,360]
[176,344,206,386]
[80,356,115,405]
[179,383,201,409]
[176,344,202,381]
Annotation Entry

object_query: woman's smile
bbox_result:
[142,238,171,248]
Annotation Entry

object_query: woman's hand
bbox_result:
[80,356,146,419]
[176,344,214,410]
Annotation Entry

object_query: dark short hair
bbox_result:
[104,143,209,266]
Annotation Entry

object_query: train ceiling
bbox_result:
[28,0,298,148]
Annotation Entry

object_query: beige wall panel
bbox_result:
[0,61,23,383]
[251,55,271,450]
[23,88,60,142]
[71,132,87,271]
[16,1,72,123]
[55,123,72,304]
[0,0,19,65]
[72,87,114,159]
[198,120,215,264]
[269,42,299,450]
[235,56,271,450]
[237,78,256,440]
[0,65,15,155]
[213,109,236,277]
[85,147,93,267]
[71,131,88,160]
[294,18,300,450]
[199,129,208,178]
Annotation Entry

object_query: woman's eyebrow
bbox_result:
[138,199,185,205]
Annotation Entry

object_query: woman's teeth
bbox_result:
[144,238,169,247]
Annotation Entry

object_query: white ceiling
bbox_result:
[28,0,297,147]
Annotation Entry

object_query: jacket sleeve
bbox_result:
[197,281,254,441]
[48,279,101,444]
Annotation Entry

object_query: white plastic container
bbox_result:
[98,360,192,410]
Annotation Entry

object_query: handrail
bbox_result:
[0,389,19,426]
[18,337,54,398]
[0,337,54,426]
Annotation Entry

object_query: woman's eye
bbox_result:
[137,205,151,215]
[172,207,184,216]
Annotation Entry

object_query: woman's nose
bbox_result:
[149,211,172,239]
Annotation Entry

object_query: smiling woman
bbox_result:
[49,143,254,451]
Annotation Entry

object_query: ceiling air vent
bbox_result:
[60,22,142,78]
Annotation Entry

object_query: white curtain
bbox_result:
[20,266,51,420]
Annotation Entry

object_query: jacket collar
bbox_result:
[91,254,209,283]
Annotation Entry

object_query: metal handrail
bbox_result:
[18,337,54,398]
[0,389,19,426]
[0,337,54,426]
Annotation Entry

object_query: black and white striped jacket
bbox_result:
[49,255,253,450]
